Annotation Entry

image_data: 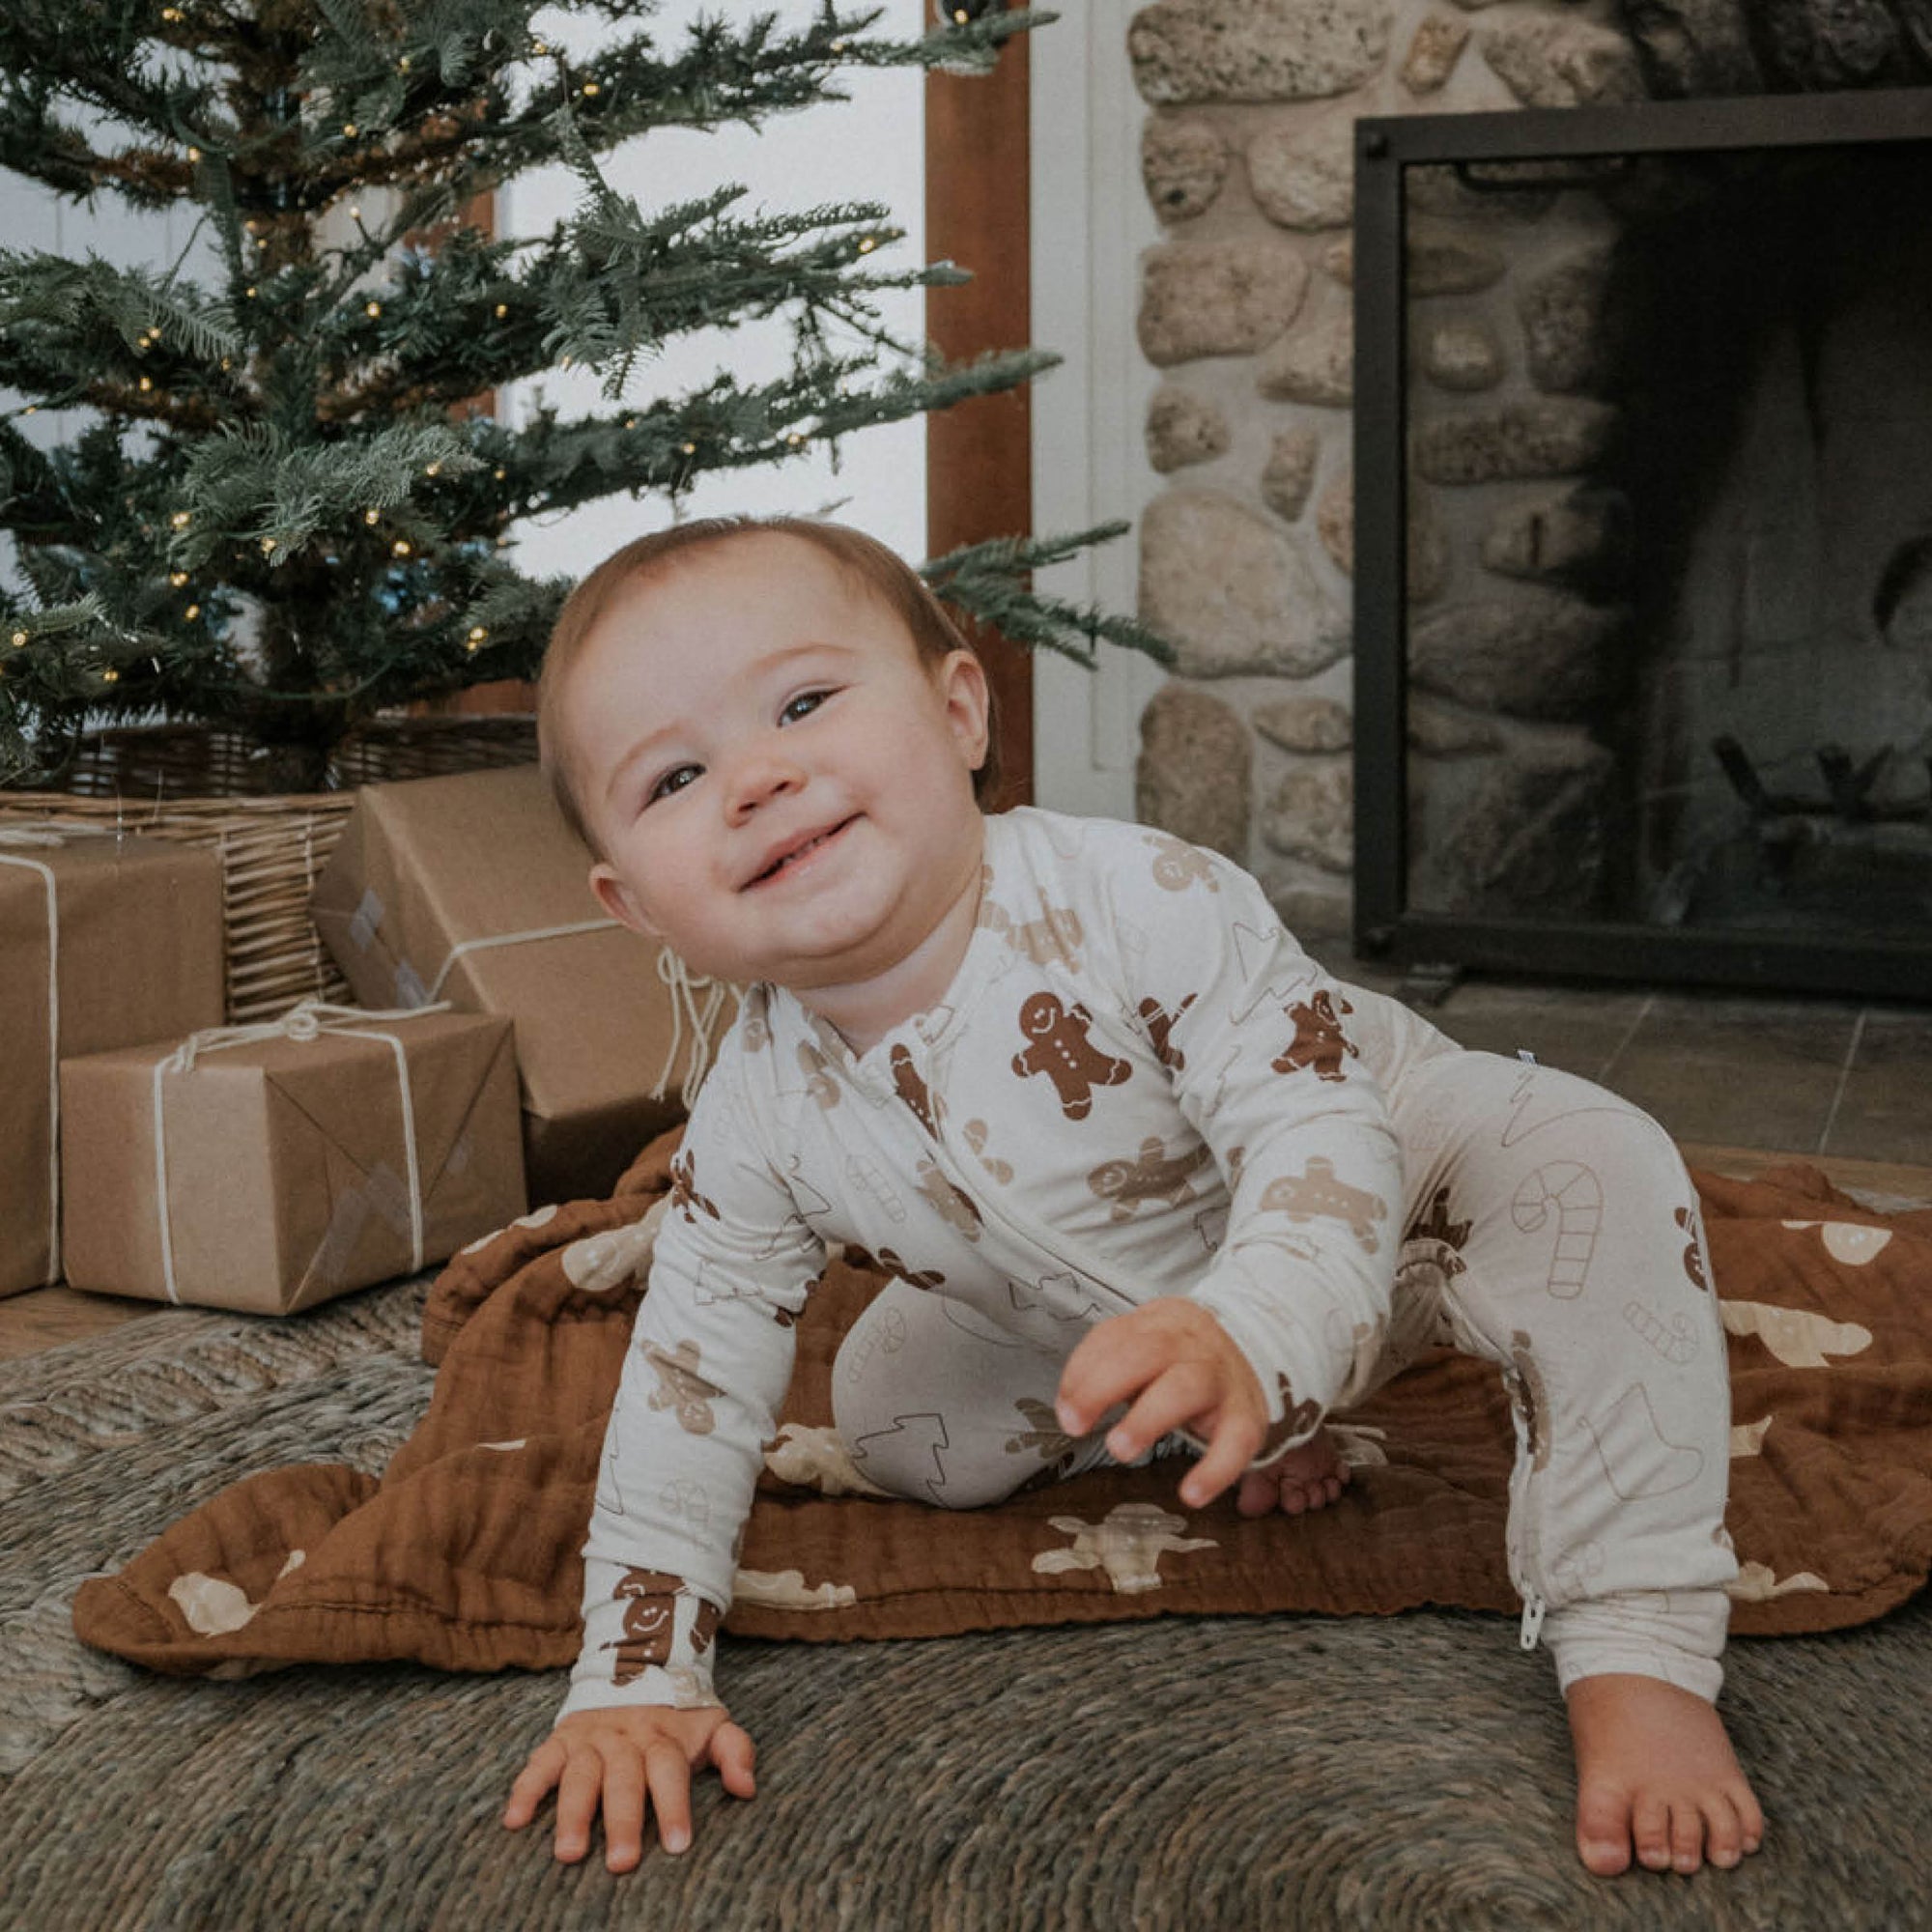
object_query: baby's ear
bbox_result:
[939,647,991,769]
[589,862,664,943]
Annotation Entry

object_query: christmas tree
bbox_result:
[0,1,1165,789]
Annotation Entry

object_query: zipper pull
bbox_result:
[1519,1592,1547,1651]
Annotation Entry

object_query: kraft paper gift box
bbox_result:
[0,827,224,1298]
[308,764,730,1205]
[58,1004,526,1315]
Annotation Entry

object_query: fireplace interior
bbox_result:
[1352,93,1932,1001]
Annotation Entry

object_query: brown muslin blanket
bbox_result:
[72,1131,1932,1673]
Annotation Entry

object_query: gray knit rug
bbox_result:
[4,1280,1929,1932]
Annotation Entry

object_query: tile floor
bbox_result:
[4,963,1927,1365]
[1310,945,1932,1175]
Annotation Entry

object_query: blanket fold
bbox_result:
[72,1132,1932,1674]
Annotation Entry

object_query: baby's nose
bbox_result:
[726,747,808,818]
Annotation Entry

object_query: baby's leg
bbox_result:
[1394,1051,1762,1877]
[831,1277,1101,1507]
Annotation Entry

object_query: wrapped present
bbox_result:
[308,764,731,1204]
[0,824,224,1298]
[59,1001,526,1315]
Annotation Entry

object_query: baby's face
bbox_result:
[564,533,989,993]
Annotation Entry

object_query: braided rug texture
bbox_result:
[4,1280,1930,1932]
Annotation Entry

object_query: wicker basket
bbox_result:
[3,717,539,1024]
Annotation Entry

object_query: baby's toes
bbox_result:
[1668,1799,1708,1873]
[1632,1791,1674,1872]
[1235,1468,1278,1517]
[1575,1782,1634,1876]
[1700,1792,1745,1870]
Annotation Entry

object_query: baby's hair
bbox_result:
[537,515,999,854]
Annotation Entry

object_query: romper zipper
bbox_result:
[1520,1592,1547,1651]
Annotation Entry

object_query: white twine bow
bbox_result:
[416,915,732,1106]
[656,950,735,1108]
[151,998,449,1304]
[0,820,97,1280]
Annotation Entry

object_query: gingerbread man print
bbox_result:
[1136,993,1197,1072]
[1086,1136,1214,1222]
[1270,988,1359,1083]
[669,1149,721,1225]
[1256,1376,1326,1461]
[1143,831,1218,894]
[845,1244,947,1293]
[642,1338,722,1435]
[890,1043,940,1136]
[1258,1156,1388,1254]
[1011,992,1132,1121]
[604,1567,680,1683]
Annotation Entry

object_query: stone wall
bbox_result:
[1126,0,1931,933]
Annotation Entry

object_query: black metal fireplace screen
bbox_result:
[1351,89,1932,1002]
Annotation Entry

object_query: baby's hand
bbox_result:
[1056,1299,1267,1511]
[502,1703,756,1871]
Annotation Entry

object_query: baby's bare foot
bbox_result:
[1566,1673,1764,1877]
[1234,1427,1350,1518]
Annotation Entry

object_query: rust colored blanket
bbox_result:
[72,1133,1932,1674]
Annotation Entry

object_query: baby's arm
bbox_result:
[506,1040,822,1866]
[1085,830,1406,1484]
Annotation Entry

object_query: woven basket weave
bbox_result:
[2,717,539,1024]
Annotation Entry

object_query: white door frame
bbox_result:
[1028,12,1165,818]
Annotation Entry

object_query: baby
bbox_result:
[502,515,1762,1880]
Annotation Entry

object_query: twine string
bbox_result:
[150,998,449,1303]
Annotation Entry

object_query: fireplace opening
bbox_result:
[1352,93,1932,1001]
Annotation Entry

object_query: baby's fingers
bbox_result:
[553,1745,611,1864]
[1104,1362,1214,1464]
[502,1738,565,1832]
[709,1720,758,1800]
[645,1741,696,1856]
[1179,1410,1263,1511]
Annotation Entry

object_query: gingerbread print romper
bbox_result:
[561,810,1736,1723]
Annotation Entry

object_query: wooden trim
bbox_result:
[925,6,1034,808]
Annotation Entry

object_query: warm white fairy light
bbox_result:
[391,539,412,556]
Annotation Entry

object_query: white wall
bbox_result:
[497,0,928,573]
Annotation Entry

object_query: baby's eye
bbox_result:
[647,764,701,805]
[780,688,832,725]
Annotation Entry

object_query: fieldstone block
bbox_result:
[1480,484,1632,588]
[1435,740,1618,916]
[1408,698,1502,757]
[1481,16,1645,105]
[1273,884,1352,938]
[1129,0,1394,104]
[1758,0,1905,86]
[1520,243,1617,394]
[1139,488,1350,679]
[1262,763,1354,873]
[1248,114,1355,231]
[1320,473,1449,601]
[1402,14,1472,90]
[1140,238,1311,365]
[1136,682,1254,860]
[1411,399,1617,483]
[1255,695,1351,753]
[1147,384,1232,472]
[1407,226,1507,297]
[1143,116,1232,222]
[1257,312,1354,406]
[1419,317,1504,391]
[1408,590,1627,722]
[1620,0,1766,96]
[1261,424,1321,520]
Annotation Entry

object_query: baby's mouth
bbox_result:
[748,816,857,887]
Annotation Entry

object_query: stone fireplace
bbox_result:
[1125,0,1932,998]
[1353,89,1932,998]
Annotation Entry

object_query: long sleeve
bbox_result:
[1101,829,1406,1457]
[560,1019,824,1719]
